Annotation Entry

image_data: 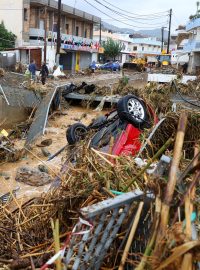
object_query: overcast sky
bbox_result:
[60,0,197,32]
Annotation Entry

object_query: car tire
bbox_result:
[66,123,88,145]
[117,95,148,128]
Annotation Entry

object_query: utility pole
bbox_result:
[56,0,61,65]
[161,27,164,52]
[99,19,101,45]
[167,8,172,54]
[44,6,47,63]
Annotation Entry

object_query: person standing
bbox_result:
[182,62,188,74]
[40,62,49,85]
[28,60,37,81]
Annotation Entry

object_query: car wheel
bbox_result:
[117,95,148,128]
[66,123,88,145]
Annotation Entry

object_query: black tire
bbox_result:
[66,123,88,145]
[117,95,148,128]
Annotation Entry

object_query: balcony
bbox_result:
[29,28,45,37]
[184,39,200,52]
[186,17,200,31]
[29,28,99,53]
[30,28,94,44]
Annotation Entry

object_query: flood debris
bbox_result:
[1,71,200,270]
[0,135,24,163]
[15,166,52,186]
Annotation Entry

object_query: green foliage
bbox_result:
[0,21,16,51]
[102,38,123,61]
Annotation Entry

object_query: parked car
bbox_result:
[89,61,102,70]
[100,61,121,71]
[66,95,157,156]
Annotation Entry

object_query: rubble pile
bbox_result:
[0,111,200,269]
[1,71,200,269]
[144,111,200,159]
[0,137,24,163]
[0,68,5,77]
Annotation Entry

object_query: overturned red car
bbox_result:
[66,95,157,156]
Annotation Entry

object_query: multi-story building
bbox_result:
[184,17,200,73]
[93,30,132,63]
[93,31,161,64]
[170,28,189,65]
[128,37,161,57]
[0,0,101,71]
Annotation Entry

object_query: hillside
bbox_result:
[101,21,168,40]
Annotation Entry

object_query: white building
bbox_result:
[128,37,161,57]
[171,29,189,65]
[93,30,132,63]
[93,31,161,64]
[184,17,200,73]
[0,0,101,71]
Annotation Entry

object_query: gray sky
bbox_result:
[61,0,197,32]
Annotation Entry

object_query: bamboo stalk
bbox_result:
[91,148,114,167]
[181,144,199,270]
[155,112,187,250]
[135,197,162,270]
[123,137,173,192]
[20,250,53,259]
[118,202,144,270]
[181,253,193,270]
[51,219,61,270]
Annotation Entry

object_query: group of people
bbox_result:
[28,60,49,85]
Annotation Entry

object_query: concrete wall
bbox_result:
[0,0,23,46]
[0,97,28,128]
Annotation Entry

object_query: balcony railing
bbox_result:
[186,17,200,31]
[30,28,94,43]
[29,28,99,53]
[183,39,200,52]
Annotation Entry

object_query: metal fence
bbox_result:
[64,190,153,270]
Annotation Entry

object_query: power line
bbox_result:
[93,0,168,22]
[94,0,168,26]
[83,0,168,29]
[100,0,169,17]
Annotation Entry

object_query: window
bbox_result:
[133,46,137,51]
[39,20,44,30]
[53,23,57,32]
[84,29,87,38]
[66,24,69,34]
[24,8,28,21]
[76,26,79,36]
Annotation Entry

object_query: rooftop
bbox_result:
[186,17,200,31]
[30,0,101,23]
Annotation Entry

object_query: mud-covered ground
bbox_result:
[0,105,109,205]
[0,70,148,205]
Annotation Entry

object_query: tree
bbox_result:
[102,38,123,61]
[0,21,16,51]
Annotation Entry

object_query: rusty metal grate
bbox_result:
[64,190,151,270]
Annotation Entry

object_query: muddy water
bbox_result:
[0,106,109,203]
